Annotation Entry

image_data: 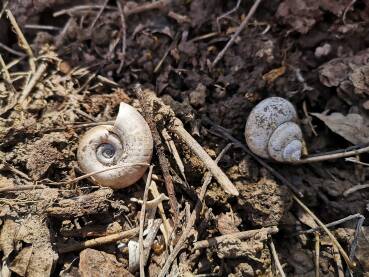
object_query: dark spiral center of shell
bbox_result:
[97,143,116,160]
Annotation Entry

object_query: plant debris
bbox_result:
[1,0,369,276]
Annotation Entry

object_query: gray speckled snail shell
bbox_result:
[245,97,303,162]
[77,102,153,189]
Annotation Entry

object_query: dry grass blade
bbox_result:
[295,145,369,164]
[116,0,127,73]
[139,165,154,277]
[314,232,320,277]
[5,9,35,71]
[135,85,179,219]
[269,238,286,277]
[212,0,263,67]
[292,195,355,269]
[158,143,233,277]
[170,118,239,196]
[57,227,139,253]
[19,62,48,106]
[43,162,150,185]
[194,226,278,250]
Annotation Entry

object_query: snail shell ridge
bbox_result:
[77,102,153,189]
[245,97,302,162]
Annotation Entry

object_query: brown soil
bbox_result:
[1,0,369,276]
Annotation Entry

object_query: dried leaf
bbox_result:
[262,66,286,84]
[9,246,33,276]
[312,112,369,144]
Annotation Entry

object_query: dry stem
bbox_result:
[135,86,179,219]
[158,143,233,277]
[314,232,320,277]
[19,62,48,107]
[116,0,127,73]
[269,238,286,277]
[295,145,369,164]
[194,226,278,250]
[58,227,139,253]
[212,0,263,67]
[170,118,239,196]
[5,9,35,71]
[139,165,153,277]
[293,195,355,269]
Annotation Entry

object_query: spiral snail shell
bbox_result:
[77,102,153,189]
[244,97,303,162]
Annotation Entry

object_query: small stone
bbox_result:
[189,83,207,107]
[315,43,332,58]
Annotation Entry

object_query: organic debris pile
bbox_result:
[1,1,369,276]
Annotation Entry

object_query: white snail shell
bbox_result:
[77,102,153,189]
[244,97,303,162]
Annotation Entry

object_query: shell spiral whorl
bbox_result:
[77,102,153,189]
[245,97,303,162]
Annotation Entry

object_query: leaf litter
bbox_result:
[0,0,369,276]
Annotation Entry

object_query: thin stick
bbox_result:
[333,244,345,277]
[158,143,233,277]
[43,162,150,185]
[53,5,117,17]
[314,232,320,277]
[212,0,262,67]
[5,9,35,72]
[162,128,187,182]
[149,181,171,246]
[293,195,355,269]
[88,0,109,32]
[53,0,171,17]
[19,62,48,106]
[170,118,239,196]
[299,213,364,234]
[135,86,179,219]
[57,227,139,253]
[0,54,12,81]
[24,24,61,31]
[139,165,153,277]
[124,0,171,16]
[0,42,26,57]
[0,185,46,193]
[116,0,127,73]
[345,215,365,277]
[216,0,242,32]
[295,146,369,164]
[343,184,369,197]
[269,238,286,277]
[194,226,278,250]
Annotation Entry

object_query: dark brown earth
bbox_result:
[1,0,369,276]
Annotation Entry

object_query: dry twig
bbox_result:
[139,165,154,277]
[293,195,355,269]
[269,238,286,277]
[58,227,139,253]
[314,232,320,277]
[135,85,179,219]
[295,145,369,164]
[5,9,35,71]
[116,0,127,73]
[212,0,263,67]
[19,62,48,107]
[0,185,46,193]
[170,118,239,196]
[194,226,278,250]
[158,143,233,277]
